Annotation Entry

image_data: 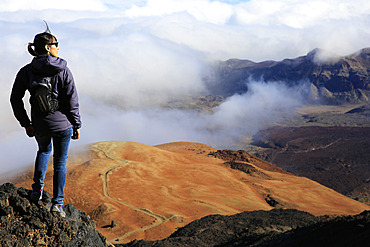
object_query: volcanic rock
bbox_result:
[0,183,108,247]
[262,210,370,247]
[345,104,370,115]
[117,209,370,247]
[208,149,289,174]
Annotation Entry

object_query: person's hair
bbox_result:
[28,21,57,56]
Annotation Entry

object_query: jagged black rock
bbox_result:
[119,208,370,247]
[0,183,108,247]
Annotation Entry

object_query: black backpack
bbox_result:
[30,76,59,115]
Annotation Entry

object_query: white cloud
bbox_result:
[78,80,303,149]
[230,0,370,28]
[0,0,107,12]
[126,0,234,24]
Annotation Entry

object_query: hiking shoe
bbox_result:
[51,204,66,218]
[30,188,43,202]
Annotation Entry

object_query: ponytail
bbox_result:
[28,42,39,56]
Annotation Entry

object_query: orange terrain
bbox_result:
[13,141,370,245]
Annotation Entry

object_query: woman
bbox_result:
[10,28,82,217]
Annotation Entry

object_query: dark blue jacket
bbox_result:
[10,55,82,133]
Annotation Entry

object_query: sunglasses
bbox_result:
[48,42,59,47]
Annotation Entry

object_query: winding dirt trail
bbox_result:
[93,144,180,242]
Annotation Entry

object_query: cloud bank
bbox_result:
[1,0,369,175]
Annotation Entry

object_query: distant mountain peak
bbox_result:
[306,48,339,64]
[307,47,322,57]
[357,47,370,55]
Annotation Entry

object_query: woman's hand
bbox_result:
[25,126,35,137]
[72,128,80,140]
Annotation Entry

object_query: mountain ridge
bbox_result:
[209,47,370,104]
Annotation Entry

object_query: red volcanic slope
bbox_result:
[13,141,370,245]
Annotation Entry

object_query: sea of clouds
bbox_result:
[1,0,369,175]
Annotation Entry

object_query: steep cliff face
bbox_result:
[211,48,370,104]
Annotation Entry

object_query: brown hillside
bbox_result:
[12,141,370,245]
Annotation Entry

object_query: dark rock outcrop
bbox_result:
[345,104,370,115]
[0,183,108,247]
[119,209,319,247]
[209,149,290,174]
[118,209,370,247]
[260,210,370,247]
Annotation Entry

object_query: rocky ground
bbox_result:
[118,209,370,247]
[0,183,108,247]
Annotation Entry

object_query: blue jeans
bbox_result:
[32,128,72,205]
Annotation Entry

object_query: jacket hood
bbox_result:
[31,54,67,76]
